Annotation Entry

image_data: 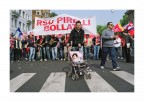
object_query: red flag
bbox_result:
[128,29,134,37]
[123,22,134,30]
[123,22,134,37]
[113,23,124,32]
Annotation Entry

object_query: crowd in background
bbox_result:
[10,31,134,63]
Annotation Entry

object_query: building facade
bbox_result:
[10,10,32,34]
[32,10,50,29]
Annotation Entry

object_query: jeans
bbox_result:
[114,47,121,58]
[14,48,20,61]
[124,46,131,63]
[94,45,100,60]
[59,47,64,59]
[71,47,79,51]
[10,48,14,61]
[46,46,51,60]
[40,47,46,59]
[84,46,90,60]
[52,46,57,60]
[22,48,28,59]
[122,47,125,58]
[79,46,84,55]
[29,47,35,60]
[100,47,118,68]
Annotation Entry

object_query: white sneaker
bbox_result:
[44,59,47,61]
[61,59,63,61]
[113,67,120,71]
[40,59,43,61]
[100,66,104,69]
[88,69,92,71]
[63,59,66,61]
[121,57,124,59]
[87,67,90,69]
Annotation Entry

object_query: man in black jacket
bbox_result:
[68,21,84,52]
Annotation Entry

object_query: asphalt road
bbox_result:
[10,59,134,92]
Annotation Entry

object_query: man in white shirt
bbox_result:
[113,35,121,59]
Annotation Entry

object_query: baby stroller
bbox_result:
[68,51,91,81]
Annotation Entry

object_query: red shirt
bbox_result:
[95,36,100,45]
[10,38,14,48]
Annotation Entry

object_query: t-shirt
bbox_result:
[113,38,121,47]
[84,38,92,47]
[95,36,101,45]
[50,37,59,47]
[101,28,115,47]
[28,39,35,47]
[10,38,14,48]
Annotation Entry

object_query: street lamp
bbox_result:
[110,9,114,21]
[111,9,114,13]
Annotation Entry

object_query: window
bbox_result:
[45,13,48,17]
[26,14,27,20]
[19,10,22,16]
[27,26,29,31]
[19,21,21,29]
[15,19,17,28]
[23,23,25,31]
[23,11,25,19]
[12,18,14,27]
[27,14,29,20]
[19,10,21,13]
[36,11,39,15]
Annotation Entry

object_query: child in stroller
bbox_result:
[68,51,92,80]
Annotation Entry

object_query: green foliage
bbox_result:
[97,25,107,35]
[50,12,58,17]
[120,14,129,26]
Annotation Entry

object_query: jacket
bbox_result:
[68,28,84,47]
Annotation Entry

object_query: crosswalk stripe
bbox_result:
[40,72,66,92]
[10,73,36,92]
[85,72,117,92]
[111,71,134,85]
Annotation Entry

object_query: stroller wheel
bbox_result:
[72,74,76,81]
[84,74,88,80]
[88,74,91,79]
[68,72,72,77]
[75,74,79,80]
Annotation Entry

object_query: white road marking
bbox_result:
[10,73,36,92]
[40,72,66,92]
[85,72,117,92]
[111,71,134,85]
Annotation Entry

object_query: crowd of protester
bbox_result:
[10,32,134,63]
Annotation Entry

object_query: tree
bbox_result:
[97,25,107,35]
[50,12,58,17]
[120,14,129,26]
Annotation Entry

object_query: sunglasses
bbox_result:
[109,24,114,26]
